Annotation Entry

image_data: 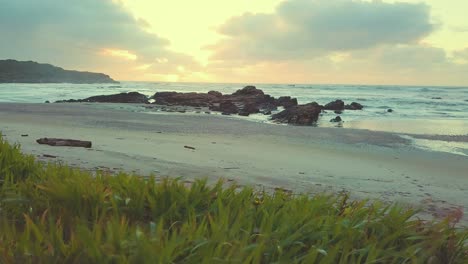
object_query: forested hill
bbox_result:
[0,59,118,84]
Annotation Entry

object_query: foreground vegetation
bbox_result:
[0,135,466,263]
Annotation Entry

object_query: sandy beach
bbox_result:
[1,102,467,224]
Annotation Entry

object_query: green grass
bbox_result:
[0,134,467,263]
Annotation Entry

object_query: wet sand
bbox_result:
[1,102,467,225]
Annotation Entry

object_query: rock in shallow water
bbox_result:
[277,96,298,108]
[271,103,322,125]
[324,100,345,111]
[345,102,363,110]
[56,92,148,104]
[330,116,342,122]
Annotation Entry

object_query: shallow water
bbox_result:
[1,82,467,156]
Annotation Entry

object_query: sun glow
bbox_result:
[100,48,138,61]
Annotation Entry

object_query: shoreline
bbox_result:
[0,102,467,225]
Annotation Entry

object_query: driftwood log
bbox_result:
[36,138,92,148]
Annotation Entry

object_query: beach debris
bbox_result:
[345,102,364,110]
[184,145,196,150]
[330,116,342,122]
[36,138,92,148]
[324,100,345,111]
[271,103,322,125]
[42,154,57,158]
[21,134,29,137]
[223,167,240,170]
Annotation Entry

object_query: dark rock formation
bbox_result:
[240,103,260,116]
[56,92,148,103]
[345,102,364,110]
[210,101,239,115]
[387,109,394,113]
[232,86,264,96]
[271,103,322,125]
[277,96,298,108]
[330,116,342,122]
[208,91,223,97]
[0,59,117,83]
[154,92,216,107]
[152,86,285,116]
[324,100,345,111]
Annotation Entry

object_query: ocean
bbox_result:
[1,82,468,156]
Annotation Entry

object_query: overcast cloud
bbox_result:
[0,0,201,79]
[209,0,434,61]
[0,0,466,84]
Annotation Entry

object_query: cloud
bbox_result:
[0,0,201,80]
[453,48,468,63]
[209,0,434,62]
[204,44,468,86]
[450,26,468,33]
[367,45,448,69]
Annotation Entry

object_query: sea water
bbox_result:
[1,82,467,156]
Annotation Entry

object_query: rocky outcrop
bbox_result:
[232,86,264,96]
[239,103,260,116]
[345,102,364,110]
[56,92,148,103]
[324,100,345,111]
[271,103,322,125]
[209,101,239,115]
[0,59,117,83]
[154,92,216,107]
[152,86,291,116]
[277,96,298,108]
[208,91,223,97]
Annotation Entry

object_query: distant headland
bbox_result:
[0,59,118,84]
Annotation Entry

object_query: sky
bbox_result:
[0,0,467,86]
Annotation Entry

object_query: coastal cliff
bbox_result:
[0,59,118,83]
